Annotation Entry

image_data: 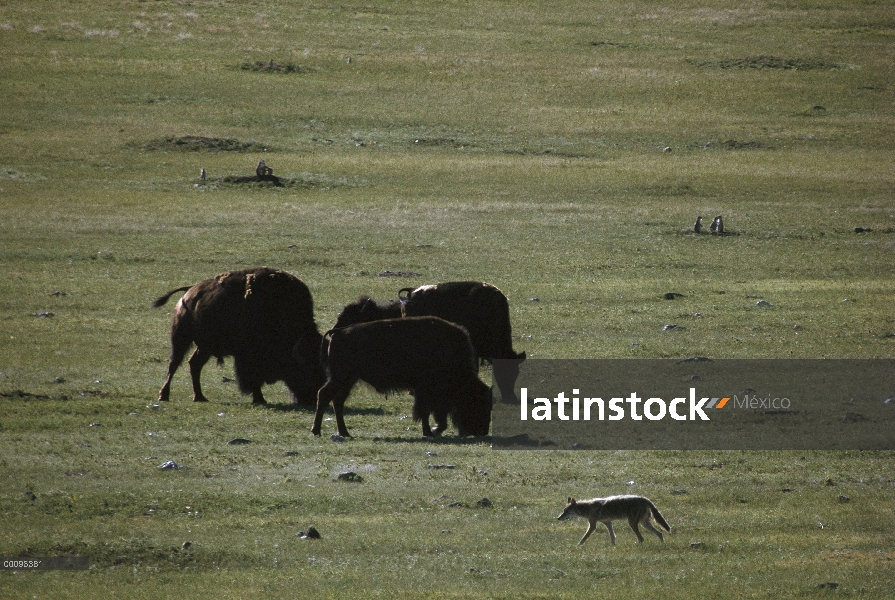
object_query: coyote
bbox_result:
[557,495,670,546]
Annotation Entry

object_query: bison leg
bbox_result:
[187,347,212,403]
[411,390,441,437]
[250,387,267,405]
[312,379,353,437]
[493,355,524,404]
[430,410,449,436]
[158,331,194,402]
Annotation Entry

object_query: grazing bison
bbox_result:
[401,282,526,403]
[334,281,526,403]
[313,317,492,438]
[153,267,325,406]
[332,295,402,329]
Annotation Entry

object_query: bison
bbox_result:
[153,267,325,406]
[334,281,525,403]
[312,316,492,438]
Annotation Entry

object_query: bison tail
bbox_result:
[151,286,192,308]
[319,328,336,366]
[397,287,414,301]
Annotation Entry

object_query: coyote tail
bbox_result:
[649,502,671,532]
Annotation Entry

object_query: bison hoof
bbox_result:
[193,396,209,403]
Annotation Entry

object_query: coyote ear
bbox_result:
[567,496,574,504]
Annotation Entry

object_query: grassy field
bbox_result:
[1,1,893,597]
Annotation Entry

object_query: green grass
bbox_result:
[1,1,894,597]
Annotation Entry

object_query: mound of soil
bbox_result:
[240,60,315,74]
[143,136,266,152]
[721,139,765,150]
[690,56,847,70]
[221,174,287,187]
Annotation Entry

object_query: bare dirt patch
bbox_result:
[142,136,268,152]
[689,56,849,70]
[240,60,317,74]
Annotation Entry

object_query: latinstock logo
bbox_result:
[492,359,893,450]
[519,387,732,422]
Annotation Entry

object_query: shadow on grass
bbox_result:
[372,435,492,445]
[264,402,389,417]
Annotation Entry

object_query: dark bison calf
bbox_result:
[153,267,325,406]
[334,281,525,403]
[313,317,491,438]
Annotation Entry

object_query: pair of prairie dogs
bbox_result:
[694,215,723,234]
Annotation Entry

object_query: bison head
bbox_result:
[334,296,402,329]
[454,378,492,437]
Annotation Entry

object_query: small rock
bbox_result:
[626,480,635,486]
[34,311,54,318]
[330,434,346,443]
[690,541,706,549]
[299,526,321,539]
[854,227,872,233]
[337,471,362,482]
[672,489,688,495]
[283,451,300,457]
[817,582,839,590]
[89,422,102,427]
[441,529,451,534]
[428,464,456,470]
[227,438,252,445]
[755,300,772,307]
[158,460,180,470]
[476,497,493,508]
[838,494,850,503]
[662,146,672,152]
[664,292,684,300]
[54,376,66,383]
[447,501,465,508]
[181,541,192,550]
[662,324,683,331]
[528,297,540,302]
